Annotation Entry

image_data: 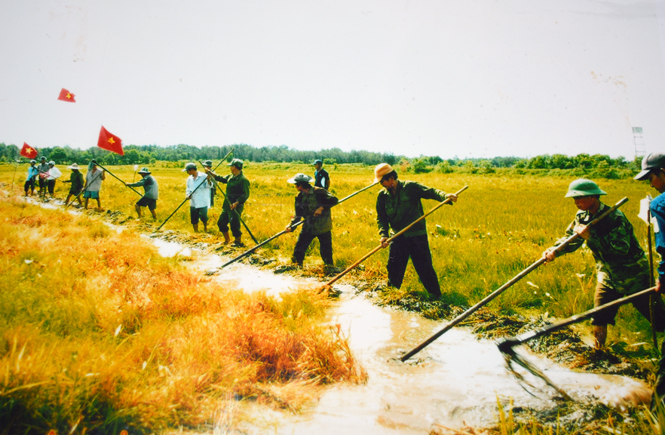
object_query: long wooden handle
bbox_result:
[325,185,468,287]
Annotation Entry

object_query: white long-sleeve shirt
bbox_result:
[186,172,212,208]
[47,166,62,180]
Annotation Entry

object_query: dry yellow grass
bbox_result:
[0,192,365,434]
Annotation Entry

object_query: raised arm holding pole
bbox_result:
[155,164,212,232]
[217,180,381,270]
[324,185,468,289]
[94,162,143,197]
[400,196,629,362]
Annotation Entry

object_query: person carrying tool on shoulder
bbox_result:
[375,163,457,300]
[125,167,159,219]
[313,159,330,190]
[543,178,665,348]
[635,153,665,403]
[206,158,250,246]
[285,173,338,269]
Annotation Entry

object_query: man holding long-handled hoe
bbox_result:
[543,178,665,348]
[63,163,84,207]
[375,163,457,300]
[83,160,106,210]
[184,162,212,233]
[635,153,665,403]
[285,173,338,269]
[125,167,159,220]
[206,159,250,246]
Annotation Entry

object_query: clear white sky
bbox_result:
[1,0,664,159]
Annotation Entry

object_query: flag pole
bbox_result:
[94,162,143,197]
[11,159,20,192]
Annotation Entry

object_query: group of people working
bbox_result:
[19,150,665,401]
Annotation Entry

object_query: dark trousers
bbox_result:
[217,205,243,237]
[293,230,333,265]
[47,180,56,195]
[387,234,441,298]
[24,179,35,193]
[38,177,47,192]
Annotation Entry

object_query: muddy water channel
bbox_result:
[149,237,650,433]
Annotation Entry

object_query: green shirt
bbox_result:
[215,172,250,212]
[376,180,448,239]
[554,202,649,293]
[291,188,339,235]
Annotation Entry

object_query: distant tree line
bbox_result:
[0,142,642,178]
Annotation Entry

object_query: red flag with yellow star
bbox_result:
[58,88,76,102]
[97,126,124,156]
[20,142,38,159]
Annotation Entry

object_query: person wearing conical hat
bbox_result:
[24,160,38,197]
[543,178,665,348]
[125,167,159,219]
[285,173,338,268]
[374,163,458,300]
[63,163,84,207]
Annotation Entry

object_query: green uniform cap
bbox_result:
[564,179,607,198]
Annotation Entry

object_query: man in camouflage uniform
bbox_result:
[543,178,665,348]
[285,173,338,267]
[206,158,250,246]
[375,163,458,299]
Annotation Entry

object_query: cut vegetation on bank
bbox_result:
[0,194,365,434]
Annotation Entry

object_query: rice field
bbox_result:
[0,161,662,433]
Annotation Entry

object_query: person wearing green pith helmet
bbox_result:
[543,178,665,348]
[206,158,250,246]
[285,173,338,267]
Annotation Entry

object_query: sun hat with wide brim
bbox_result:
[68,163,80,170]
[374,163,394,183]
[137,167,151,174]
[287,173,313,184]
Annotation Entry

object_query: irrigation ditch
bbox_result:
[18,195,662,433]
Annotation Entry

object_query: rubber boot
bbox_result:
[222,232,231,245]
[233,236,244,247]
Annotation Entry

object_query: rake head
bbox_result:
[496,338,573,402]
